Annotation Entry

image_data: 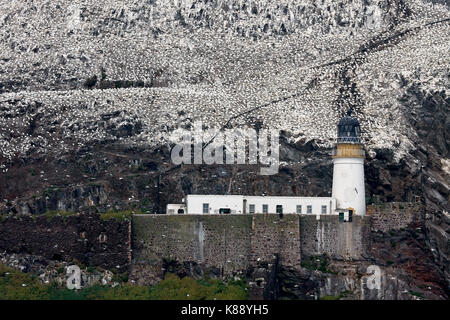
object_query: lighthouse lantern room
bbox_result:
[331,110,366,216]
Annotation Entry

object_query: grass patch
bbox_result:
[0,264,248,300]
[148,273,248,300]
[320,295,340,300]
[44,210,76,221]
[320,290,353,300]
[0,264,49,300]
[99,209,140,221]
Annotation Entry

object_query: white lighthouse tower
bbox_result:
[331,110,366,216]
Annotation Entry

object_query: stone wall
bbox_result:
[299,215,370,260]
[131,215,253,283]
[131,214,371,284]
[250,214,301,269]
[0,214,130,269]
[367,202,421,233]
[130,214,304,284]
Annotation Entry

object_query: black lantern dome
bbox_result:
[337,110,361,143]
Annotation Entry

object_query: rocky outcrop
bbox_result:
[0,252,117,288]
[0,0,448,298]
[248,257,280,300]
[277,224,448,300]
[0,214,130,269]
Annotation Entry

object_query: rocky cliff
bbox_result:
[0,0,448,298]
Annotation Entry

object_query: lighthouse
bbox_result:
[331,110,366,216]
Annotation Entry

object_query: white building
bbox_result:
[166,203,186,215]
[167,111,366,217]
[184,195,336,215]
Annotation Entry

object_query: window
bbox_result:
[307,205,312,214]
[321,205,327,214]
[249,204,255,214]
[276,205,283,214]
[202,203,209,214]
[296,205,302,214]
[168,209,174,215]
[177,209,184,214]
[219,208,231,214]
[262,204,268,214]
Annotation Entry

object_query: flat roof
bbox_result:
[186,195,334,199]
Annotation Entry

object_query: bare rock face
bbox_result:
[0,252,117,288]
[0,214,130,269]
[276,224,448,300]
[0,0,449,298]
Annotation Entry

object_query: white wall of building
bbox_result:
[166,203,187,215]
[332,157,366,216]
[186,195,244,214]
[185,195,336,215]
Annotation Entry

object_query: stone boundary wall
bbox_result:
[250,214,301,270]
[131,215,253,277]
[0,214,130,269]
[131,214,302,284]
[299,215,370,260]
[367,202,421,233]
[132,214,372,283]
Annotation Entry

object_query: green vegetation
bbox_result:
[112,272,129,284]
[301,254,336,274]
[390,239,397,248]
[320,290,353,300]
[140,197,152,214]
[46,283,152,300]
[8,208,149,222]
[44,210,76,221]
[409,290,424,299]
[99,209,139,221]
[367,195,382,205]
[338,290,352,298]
[0,264,49,300]
[42,187,60,198]
[320,295,340,300]
[148,273,248,300]
[0,264,248,300]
